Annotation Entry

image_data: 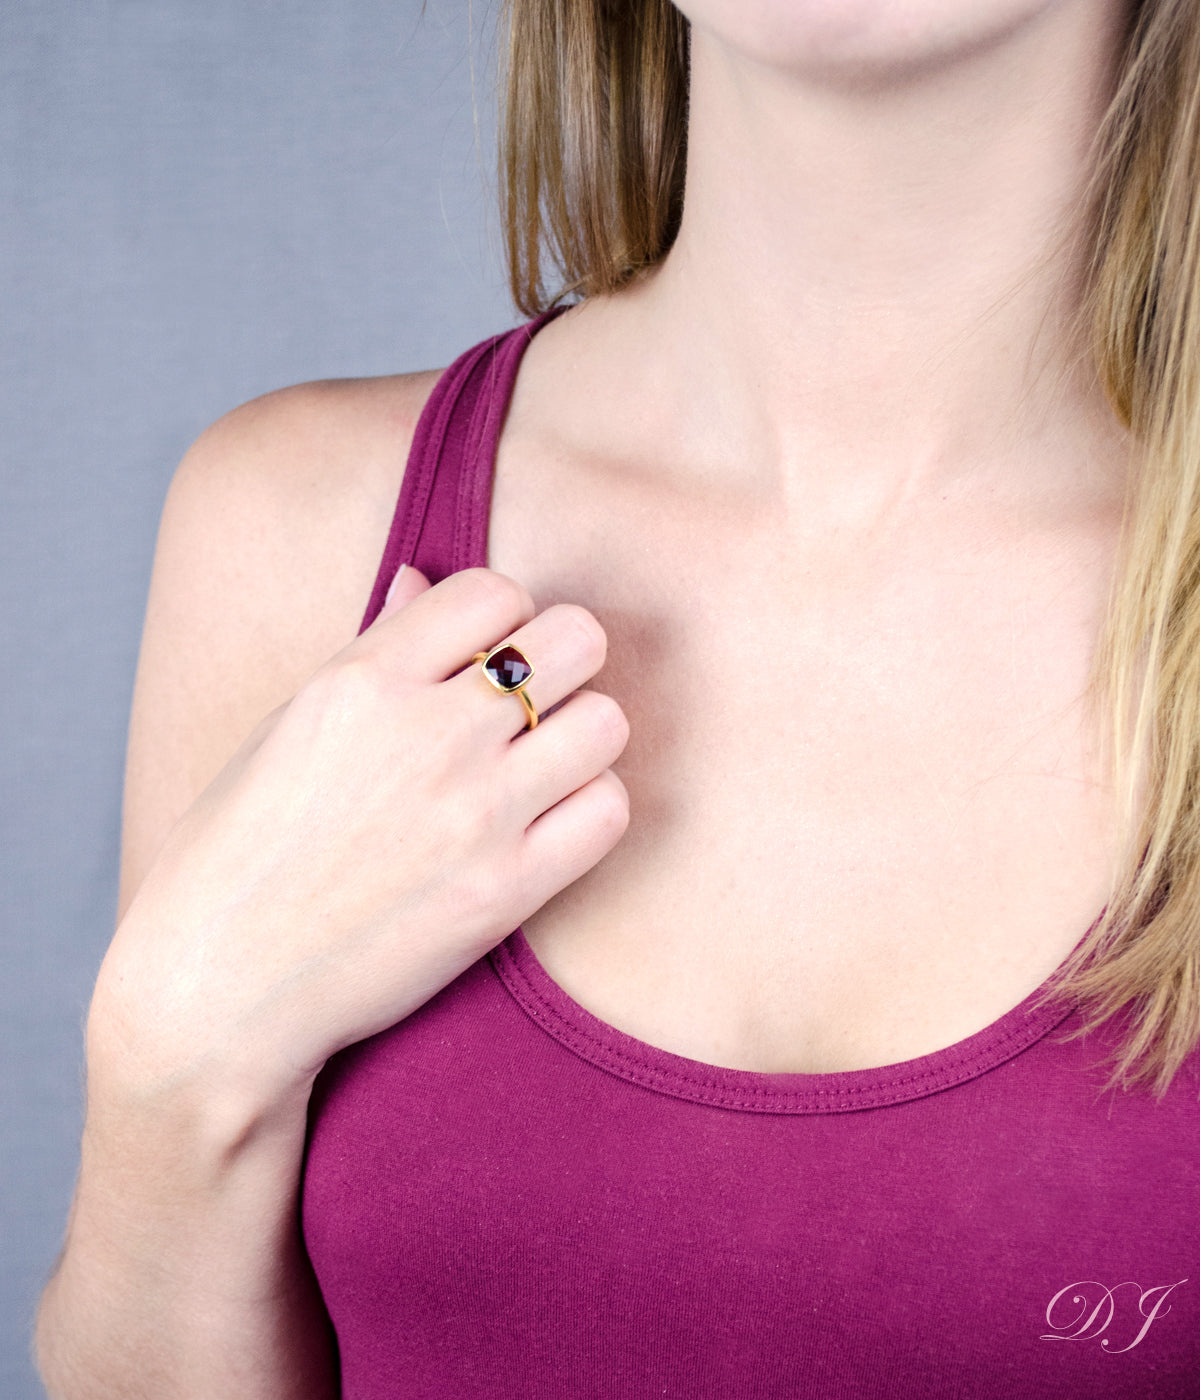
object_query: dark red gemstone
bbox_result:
[484,645,533,691]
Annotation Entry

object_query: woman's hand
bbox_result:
[92,565,630,1106]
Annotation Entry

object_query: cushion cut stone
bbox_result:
[484,645,533,691]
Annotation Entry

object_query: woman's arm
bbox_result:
[35,360,630,1400]
[34,373,436,1400]
[37,1034,335,1399]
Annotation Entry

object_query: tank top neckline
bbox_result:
[492,924,1086,1115]
[375,303,1089,1116]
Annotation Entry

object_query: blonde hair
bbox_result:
[496,0,1200,1098]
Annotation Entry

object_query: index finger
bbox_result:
[354,567,538,685]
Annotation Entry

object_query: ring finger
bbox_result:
[443,601,608,743]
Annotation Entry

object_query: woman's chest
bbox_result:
[487,450,1126,1073]
[303,948,1200,1399]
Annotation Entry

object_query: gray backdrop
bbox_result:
[1,4,515,1394]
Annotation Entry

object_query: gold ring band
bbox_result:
[472,646,539,731]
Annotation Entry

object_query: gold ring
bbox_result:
[472,644,538,731]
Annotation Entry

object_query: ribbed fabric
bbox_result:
[302,309,1200,1399]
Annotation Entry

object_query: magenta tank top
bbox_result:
[301,309,1199,1399]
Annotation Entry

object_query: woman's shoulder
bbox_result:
[164,366,446,680]
[116,368,443,923]
[186,368,444,545]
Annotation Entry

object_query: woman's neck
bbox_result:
[583,0,1135,517]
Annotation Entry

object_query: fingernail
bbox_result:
[384,562,407,607]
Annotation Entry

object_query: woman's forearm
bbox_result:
[35,987,335,1400]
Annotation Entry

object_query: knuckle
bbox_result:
[445,856,508,938]
[478,849,524,926]
[552,603,607,663]
[408,688,471,769]
[413,706,461,773]
[466,766,510,833]
[584,691,629,750]
[447,796,520,922]
[442,757,514,844]
[304,653,383,716]
[592,771,631,835]
[461,567,534,620]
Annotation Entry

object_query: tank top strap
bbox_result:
[357,306,569,636]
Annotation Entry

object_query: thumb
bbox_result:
[377,562,432,619]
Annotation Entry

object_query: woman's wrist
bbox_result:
[85,939,319,1162]
[39,995,330,1400]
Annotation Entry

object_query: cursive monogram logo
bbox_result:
[1040,1278,1188,1353]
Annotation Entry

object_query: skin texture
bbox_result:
[37,0,1141,1395]
[501,0,1138,1072]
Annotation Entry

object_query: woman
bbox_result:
[34,0,1200,1395]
